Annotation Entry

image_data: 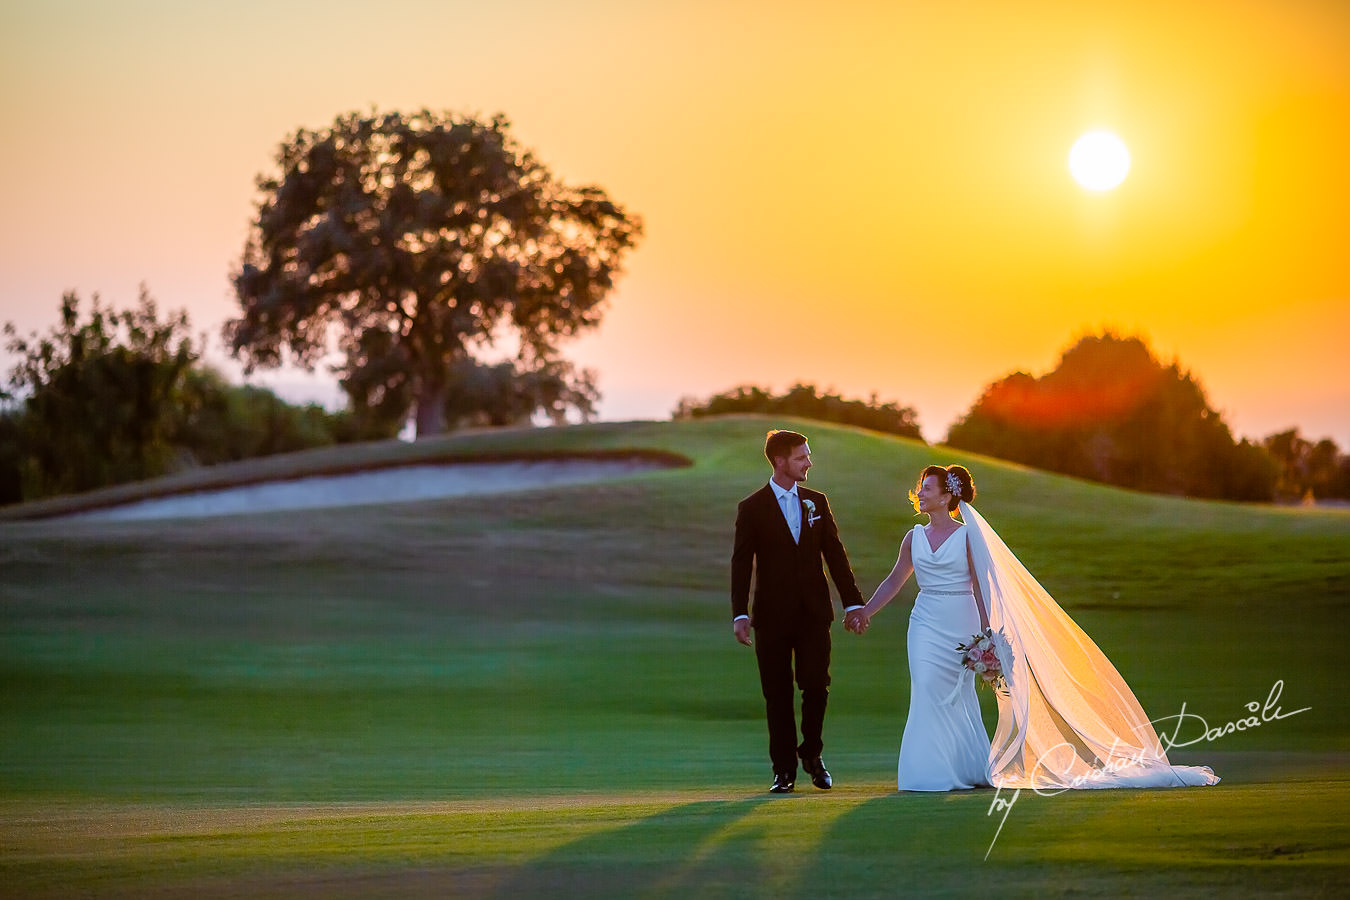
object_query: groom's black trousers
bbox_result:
[754,618,831,775]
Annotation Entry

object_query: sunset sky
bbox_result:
[2,0,1347,445]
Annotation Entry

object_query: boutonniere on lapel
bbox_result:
[802,498,821,527]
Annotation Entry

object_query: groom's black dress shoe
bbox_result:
[803,757,832,789]
[769,772,795,793]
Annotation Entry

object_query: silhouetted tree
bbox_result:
[1,294,356,505]
[3,289,197,498]
[947,333,1277,500]
[1264,429,1312,498]
[1262,429,1349,501]
[674,383,924,440]
[225,109,642,437]
[0,408,22,505]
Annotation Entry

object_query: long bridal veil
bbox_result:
[959,501,1219,790]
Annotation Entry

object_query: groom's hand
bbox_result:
[733,618,752,646]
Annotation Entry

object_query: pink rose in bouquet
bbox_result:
[956,627,1013,692]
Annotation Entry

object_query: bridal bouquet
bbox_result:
[957,627,1014,691]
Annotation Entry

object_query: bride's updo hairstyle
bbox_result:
[945,465,976,509]
[909,464,977,513]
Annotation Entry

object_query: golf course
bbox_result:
[2,416,1346,897]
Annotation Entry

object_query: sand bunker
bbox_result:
[67,459,669,522]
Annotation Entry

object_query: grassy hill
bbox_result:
[2,416,1346,896]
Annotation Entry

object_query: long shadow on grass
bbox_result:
[489,798,776,898]
[794,792,1019,895]
[489,792,1013,898]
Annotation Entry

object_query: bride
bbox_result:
[845,465,1219,792]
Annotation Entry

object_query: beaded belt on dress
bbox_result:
[921,588,974,595]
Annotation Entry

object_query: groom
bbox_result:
[731,429,864,793]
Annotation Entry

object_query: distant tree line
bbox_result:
[945,333,1348,503]
[673,383,924,441]
[6,288,1343,507]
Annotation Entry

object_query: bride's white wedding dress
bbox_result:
[896,523,991,790]
[896,507,1221,793]
[961,502,1219,791]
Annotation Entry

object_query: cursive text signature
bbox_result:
[1149,679,1310,750]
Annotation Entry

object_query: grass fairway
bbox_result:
[2,417,1347,897]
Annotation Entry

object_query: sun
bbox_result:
[1068,131,1131,191]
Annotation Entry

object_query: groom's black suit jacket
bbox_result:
[731,485,863,631]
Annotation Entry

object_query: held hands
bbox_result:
[844,608,871,635]
[738,609,873,640]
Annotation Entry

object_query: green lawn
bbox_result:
[2,416,1347,897]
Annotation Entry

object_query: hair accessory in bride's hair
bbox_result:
[945,470,963,497]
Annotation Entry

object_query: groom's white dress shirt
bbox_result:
[770,478,802,544]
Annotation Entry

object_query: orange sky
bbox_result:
[2,0,1347,445]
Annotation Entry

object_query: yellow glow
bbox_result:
[1069,132,1131,190]
[1,0,1347,445]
